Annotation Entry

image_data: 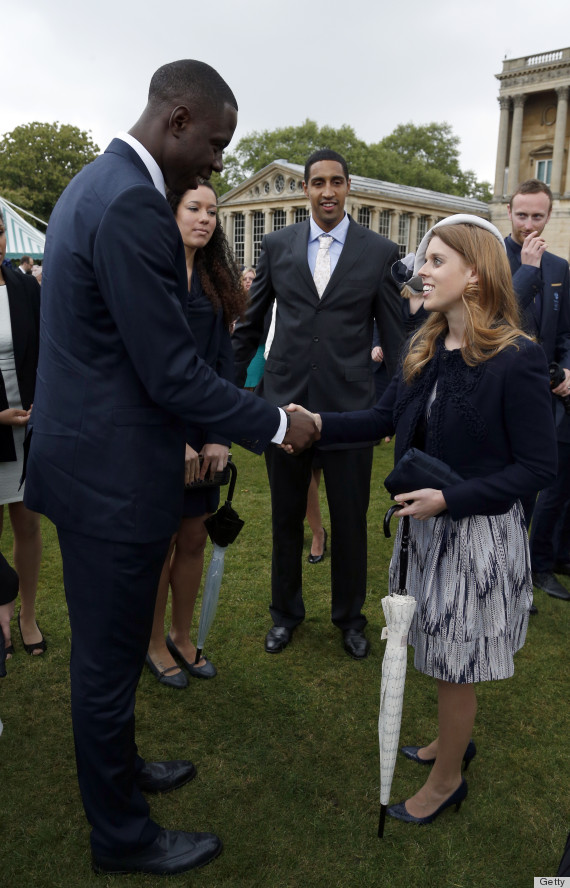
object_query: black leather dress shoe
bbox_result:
[265,626,293,653]
[529,604,539,615]
[554,560,570,576]
[532,571,570,600]
[92,828,222,875]
[136,760,197,794]
[342,629,370,659]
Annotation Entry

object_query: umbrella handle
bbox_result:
[378,804,387,838]
[383,503,403,538]
[225,459,238,505]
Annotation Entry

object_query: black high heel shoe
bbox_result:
[401,739,476,771]
[17,609,47,655]
[308,528,327,564]
[387,778,468,825]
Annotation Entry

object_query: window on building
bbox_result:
[397,213,410,258]
[233,213,244,266]
[253,212,265,265]
[378,210,391,239]
[536,159,552,186]
[357,207,371,228]
[295,208,310,224]
[273,209,287,231]
[416,215,428,249]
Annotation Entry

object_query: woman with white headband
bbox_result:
[285,215,557,826]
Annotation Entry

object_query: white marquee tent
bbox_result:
[0,197,46,260]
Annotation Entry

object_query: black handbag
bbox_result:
[384,447,463,497]
[185,454,233,489]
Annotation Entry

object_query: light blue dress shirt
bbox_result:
[307,213,350,275]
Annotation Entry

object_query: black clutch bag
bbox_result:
[384,447,463,497]
[185,454,232,489]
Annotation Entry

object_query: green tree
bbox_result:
[213,118,491,202]
[215,119,369,193]
[0,122,100,225]
[372,122,491,200]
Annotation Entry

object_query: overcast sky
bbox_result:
[4,0,569,186]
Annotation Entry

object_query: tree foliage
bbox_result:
[0,122,100,226]
[214,118,490,201]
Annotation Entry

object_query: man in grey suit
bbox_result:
[232,149,405,659]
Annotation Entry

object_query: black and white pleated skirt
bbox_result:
[389,502,532,683]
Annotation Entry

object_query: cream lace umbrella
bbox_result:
[378,506,416,838]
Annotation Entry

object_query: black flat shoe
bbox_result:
[265,626,293,653]
[165,635,217,679]
[342,628,370,659]
[145,654,188,689]
[136,760,197,794]
[308,528,328,564]
[17,610,47,656]
[387,778,467,825]
[92,828,222,875]
[401,739,477,771]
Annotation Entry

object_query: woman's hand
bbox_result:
[394,488,447,520]
[279,404,322,453]
[0,407,31,427]
[184,444,201,485]
[199,443,229,480]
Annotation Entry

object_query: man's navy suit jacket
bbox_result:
[506,234,570,442]
[24,139,278,543]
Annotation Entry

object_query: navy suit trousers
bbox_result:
[530,441,570,572]
[57,529,170,855]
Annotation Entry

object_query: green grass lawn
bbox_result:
[1,441,568,887]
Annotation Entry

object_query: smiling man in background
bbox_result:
[232,149,404,660]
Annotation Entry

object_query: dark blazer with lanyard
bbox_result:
[232,216,405,631]
[23,138,283,858]
[0,265,40,462]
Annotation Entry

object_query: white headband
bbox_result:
[413,214,506,277]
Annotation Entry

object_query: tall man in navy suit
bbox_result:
[24,60,318,876]
[506,179,570,608]
[232,150,404,660]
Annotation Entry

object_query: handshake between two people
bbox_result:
[280,404,322,455]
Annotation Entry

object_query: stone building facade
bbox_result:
[218,160,489,268]
[490,47,570,260]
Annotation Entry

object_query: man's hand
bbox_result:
[0,407,31,427]
[521,231,548,268]
[281,407,321,454]
[551,367,570,397]
[371,345,383,363]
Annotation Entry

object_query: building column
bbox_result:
[265,209,273,234]
[244,210,254,267]
[286,206,295,225]
[493,96,511,198]
[369,207,378,231]
[551,86,570,197]
[507,94,526,194]
[408,215,418,254]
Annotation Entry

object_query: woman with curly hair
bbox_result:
[146,181,247,687]
[286,216,557,825]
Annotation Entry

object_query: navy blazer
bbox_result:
[320,337,557,520]
[0,266,40,462]
[232,218,405,421]
[506,235,570,367]
[24,139,280,543]
[506,235,570,442]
